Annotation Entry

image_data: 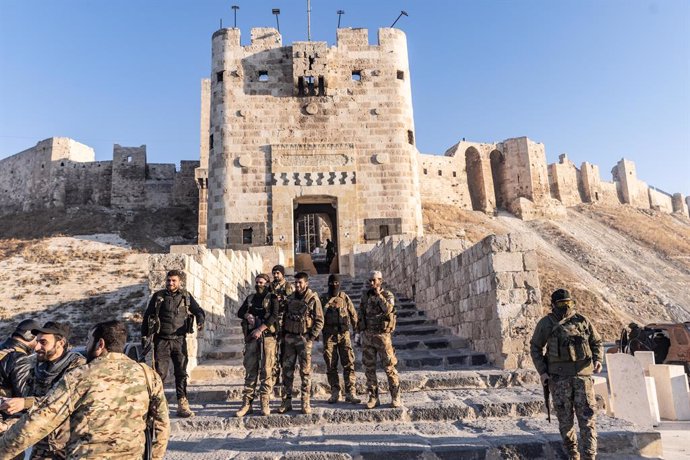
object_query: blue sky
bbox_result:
[1,0,688,195]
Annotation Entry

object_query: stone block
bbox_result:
[606,353,657,427]
[645,376,661,424]
[633,351,655,375]
[648,364,690,421]
[490,252,524,272]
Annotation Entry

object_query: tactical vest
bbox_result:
[362,290,397,334]
[244,293,276,335]
[283,290,317,335]
[155,290,192,337]
[323,292,351,335]
[546,313,594,375]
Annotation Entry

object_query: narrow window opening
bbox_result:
[209,134,214,149]
[407,130,414,145]
[298,76,305,96]
[306,76,316,96]
[397,70,405,80]
[318,76,325,95]
[258,70,269,82]
[242,228,253,244]
[423,168,428,175]
[452,171,457,178]
[595,192,599,201]
[352,71,361,81]
[438,170,442,176]
[127,156,132,163]
[60,162,65,167]
[216,71,224,83]
[379,225,390,239]
[41,164,45,169]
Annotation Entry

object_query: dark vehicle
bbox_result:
[612,322,690,374]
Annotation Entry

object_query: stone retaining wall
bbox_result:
[363,233,542,369]
[148,245,268,370]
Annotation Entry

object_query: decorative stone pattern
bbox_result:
[0,137,200,215]
[148,244,270,370]
[361,233,542,369]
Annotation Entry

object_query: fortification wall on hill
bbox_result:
[362,233,542,369]
[0,138,200,216]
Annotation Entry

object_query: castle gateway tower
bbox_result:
[199,27,423,271]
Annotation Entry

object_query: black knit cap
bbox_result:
[328,274,341,283]
[271,265,285,275]
[551,289,572,304]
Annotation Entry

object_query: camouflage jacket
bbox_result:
[530,312,603,377]
[358,289,396,333]
[0,352,170,460]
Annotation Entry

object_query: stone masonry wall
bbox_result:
[0,138,199,216]
[363,233,542,369]
[648,187,673,213]
[148,245,267,370]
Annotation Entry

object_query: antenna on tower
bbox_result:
[272,8,281,32]
[231,5,240,29]
[220,18,223,29]
[337,10,345,28]
[391,10,408,28]
[307,0,312,41]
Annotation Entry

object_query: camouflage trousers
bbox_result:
[28,424,70,460]
[361,331,399,394]
[323,331,356,394]
[281,333,313,399]
[241,335,277,400]
[549,375,597,460]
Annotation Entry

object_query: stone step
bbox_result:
[190,360,245,381]
[182,369,538,403]
[164,415,662,459]
[393,325,440,336]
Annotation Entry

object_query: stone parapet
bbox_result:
[362,233,542,369]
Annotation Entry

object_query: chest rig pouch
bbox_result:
[365,292,396,333]
[283,293,314,335]
[547,315,592,361]
[325,293,350,334]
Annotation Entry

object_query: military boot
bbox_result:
[327,388,340,404]
[176,397,194,418]
[260,394,271,416]
[365,390,380,409]
[301,394,312,415]
[390,385,402,408]
[277,397,292,414]
[235,397,253,417]
[345,391,361,404]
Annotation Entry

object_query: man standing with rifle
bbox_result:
[142,269,205,418]
[530,289,603,460]
[235,273,280,417]
[269,265,293,399]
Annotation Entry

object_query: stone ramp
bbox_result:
[165,416,662,459]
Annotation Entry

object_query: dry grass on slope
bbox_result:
[423,203,509,243]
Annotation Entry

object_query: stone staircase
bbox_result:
[165,275,663,459]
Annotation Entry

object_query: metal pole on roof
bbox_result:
[307,0,312,41]
[391,10,408,28]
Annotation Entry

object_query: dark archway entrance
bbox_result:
[489,149,507,210]
[465,147,487,211]
[294,200,338,274]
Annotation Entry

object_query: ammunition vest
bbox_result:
[283,290,317,335]
[361,290,397,334]
[244,293,276,335]
[322,292,351,334]
[155,290,192,337]
[546,313,594,376]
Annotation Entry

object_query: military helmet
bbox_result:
[551,289,572,304]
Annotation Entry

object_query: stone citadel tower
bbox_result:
[197,27,423,271]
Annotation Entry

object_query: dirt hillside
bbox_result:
[424,203,690,340]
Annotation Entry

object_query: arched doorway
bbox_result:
[465,147,487,211]
[489,149,507,210]
[293,197,338,274]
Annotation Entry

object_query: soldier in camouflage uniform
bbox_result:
[530,289,603,460]
[269,265,294,397]
[321,274,360,404]
[1,322,85,460]
[277,271,323,415]
[357,270,401,409]
[0,320,170,460]
[235,273,280,417]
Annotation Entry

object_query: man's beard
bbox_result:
[255,284,266,295]
[37,345,60,362]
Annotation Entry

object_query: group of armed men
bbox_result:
[232,265,401,416]
[0,263,605,460]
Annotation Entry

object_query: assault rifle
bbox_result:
[543,381,551,423]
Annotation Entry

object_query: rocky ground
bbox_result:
[423,203,690,340]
